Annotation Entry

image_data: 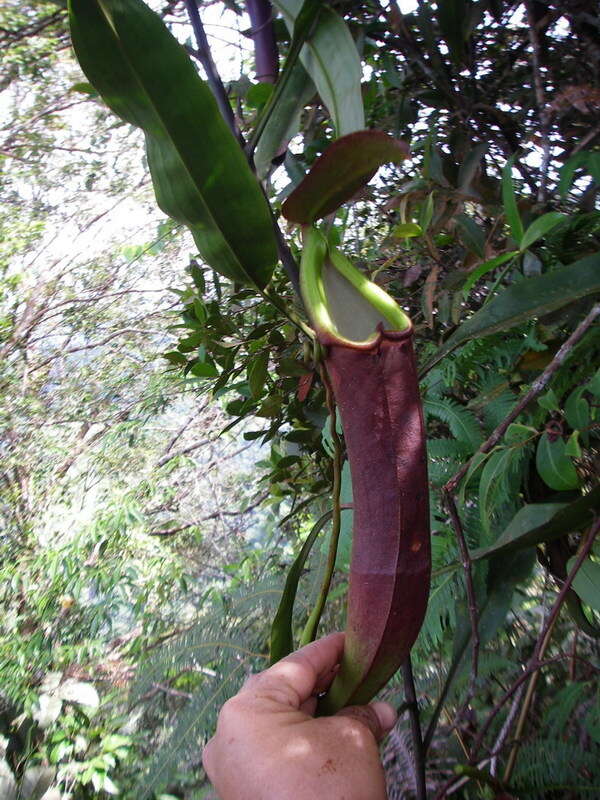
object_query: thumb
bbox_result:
[335,701,397,742]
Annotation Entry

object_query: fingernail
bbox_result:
[371,701,397,732]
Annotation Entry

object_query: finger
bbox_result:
[201,737,215,773]
[242,632,344,708]
[313,663,340,695]
[335,701,397,743]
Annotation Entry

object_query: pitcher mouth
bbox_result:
[317,321,414,351]
[300,227,411,348]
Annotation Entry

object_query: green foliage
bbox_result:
[3,0,600,797]
[69,0,277,287]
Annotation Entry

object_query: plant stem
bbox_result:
[423,645,464,755]
[525,0,551,204]
[245,0,279,83]
[300,366,343,645]
[470,518,600,764]
[402,657,427,800]
[183,0,242,144]
[444,489,480,701]
[501,520,599,783]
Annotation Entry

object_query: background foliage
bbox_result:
[1,1,599,798]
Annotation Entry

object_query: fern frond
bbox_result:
[132,581,279,700]
[424,399,483,451]
[511,737,599,796]
[139,658,250,798]
[542,681,590,738]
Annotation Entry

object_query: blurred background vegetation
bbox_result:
[1,1,599,798]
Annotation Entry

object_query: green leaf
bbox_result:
[69,0,277,288]
[246,82,274,109]
[456,212,486,258]
[254,61,315,179]
[193,298,207,325]
[421,252,600,373]
[282,131,409,223]
[162,351,186,365]
[272,0,364,137]
[504,423,537,444]
[452,548,535,669]
[419,192,435,233]
[520,211,567,252]
[462,252,517,298]
[470,489,600,561]
[501,155,524,245]
[393,222,422,238]
[587,367,600,397]
[250,0,322,154]
[70,80,98,95]
[565,430,582,458]
[270,511,332,663]
[189,260,205,292]
[567,555,600,612]
[536,433,580,491]
[565,387,590,431]
[189,360,218,378]
[558,152,587,197]
[538,387,559,412]
[247,352,269,399]
[457,449,493,506]
[436,0,470,64]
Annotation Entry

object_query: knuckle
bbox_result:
[201,738,214,772]
[218,694,246,725]
[337,707,380,742]
[242,672,261,691]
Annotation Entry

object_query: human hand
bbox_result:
[202,632,397,800]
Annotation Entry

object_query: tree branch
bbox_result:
[445,302,600,494]
[443,490,480,702]
[470,517,600,765]
[525,0,551,204]
[149,492,270,536]
[502,520,599,782]
[183,0,242,143]
[401,657,427,800]
[245,0,278,83]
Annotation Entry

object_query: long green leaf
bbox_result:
[520,211,567,252]
[250,0,322,155]
[272,0,364,136]
[69,0,277,288]
[501,155,524,245]
[254,61,315,179]
[470,487,600,562]
[422,252,600,373]
[462,251,517,298]
[558,151,594,198]
[269,511,332,664]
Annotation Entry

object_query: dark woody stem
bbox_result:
[245,0,279,83]
[183,0,242,143]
